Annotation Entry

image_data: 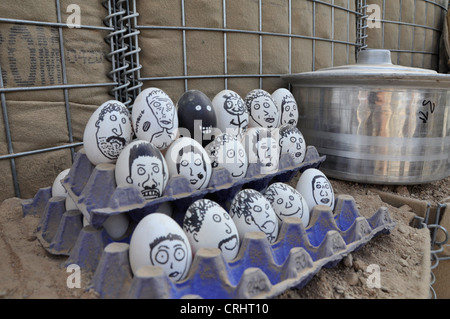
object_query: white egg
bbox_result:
[183,199,240,261]
[229,189,279,244]
[204,133,248,180]
[212,89,249,138]
[272,88,299,127]
[241,127,279,174]
[115,140,169,200]
[278,124,307,165]
[83,100,134,166]
[103,213,130,240]
[52,168,70,197]
[129,213,192,281]
[264,182,310,227]
[244,89,280,130]
[164,137,212,190]
[296,168,335,213]
[132,88,179,150]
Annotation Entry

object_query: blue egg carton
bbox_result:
[21,145,395,298]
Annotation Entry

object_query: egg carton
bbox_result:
[85,195,396,299]
[22,145,325,256]
[22,146,395,299]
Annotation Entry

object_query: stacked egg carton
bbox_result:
[22,145,396,298]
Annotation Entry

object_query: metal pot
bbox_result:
[282,49,450,185]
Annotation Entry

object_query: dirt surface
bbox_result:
[0,175,449,299]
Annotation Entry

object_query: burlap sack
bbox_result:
[0,0,112,200]
[137,0,357,102]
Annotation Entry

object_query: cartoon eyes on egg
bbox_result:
[212,213,230,223]
[195,105,212,111]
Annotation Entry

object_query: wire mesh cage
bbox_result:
[0,0,448,201]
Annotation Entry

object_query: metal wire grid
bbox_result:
[0,1,119,198]
[0,0,448,199]
[360,0,449,67]
[132,0,361,96]
[413,203,449,299]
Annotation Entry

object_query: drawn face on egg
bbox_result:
[177,90,218,147]
[205,133,248,179]
[94,101,133,161]
[245,90,279,129]
[117,141,167,200]
[242,127,279,174]
[149,233,189,281]
[272,88,299,126]
[212,90,249,137]
[264,183,310,227]
[279,124,306,164]
[312,175,334,207]
[132,88,178,150]
[176,145,208,189]
[183,199,239,261]
[230,189,278,244]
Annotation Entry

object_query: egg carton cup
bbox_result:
[88,195,396,299]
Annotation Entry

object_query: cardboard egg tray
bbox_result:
[21,145,396,298]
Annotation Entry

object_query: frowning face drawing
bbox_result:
[149,233,189,281]
[183,199,239,261]
[126,142,167,200]
[230,189,278,244]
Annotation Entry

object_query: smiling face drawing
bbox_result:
[95,102,132,160]
[264,183,309,227]
[312,175,334,207]
[205,133,248,179]
[183,199,239,261]
[149,233,189,281]
[245,90,279,129]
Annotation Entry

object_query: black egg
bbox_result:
[177,90,218,147]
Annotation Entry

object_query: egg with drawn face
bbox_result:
[204,133,248,180]
[245,89,280,130]
[132,87,179,150]
[183,199,240,261]
[278,124,307,164]
[115,140,169,200]
[177,90,218,147]
[229,189,278,244]
[164,137,212,190]
[241,127,279,174]
[129,213,192,282]
[272,88,299,127]
[83,100,133,165]
[296,168,335,213]
[264,182,310,227]
[212,89,249,137]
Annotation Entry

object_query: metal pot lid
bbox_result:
[282,49,450,88]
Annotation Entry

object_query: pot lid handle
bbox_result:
[357,49,393,65]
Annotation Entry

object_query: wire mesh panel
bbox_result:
[0,1,115,200]
[132,0,360,101]
[0,0,449,201]
[363,0,449,71]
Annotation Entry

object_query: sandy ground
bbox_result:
[0,175,449,299]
